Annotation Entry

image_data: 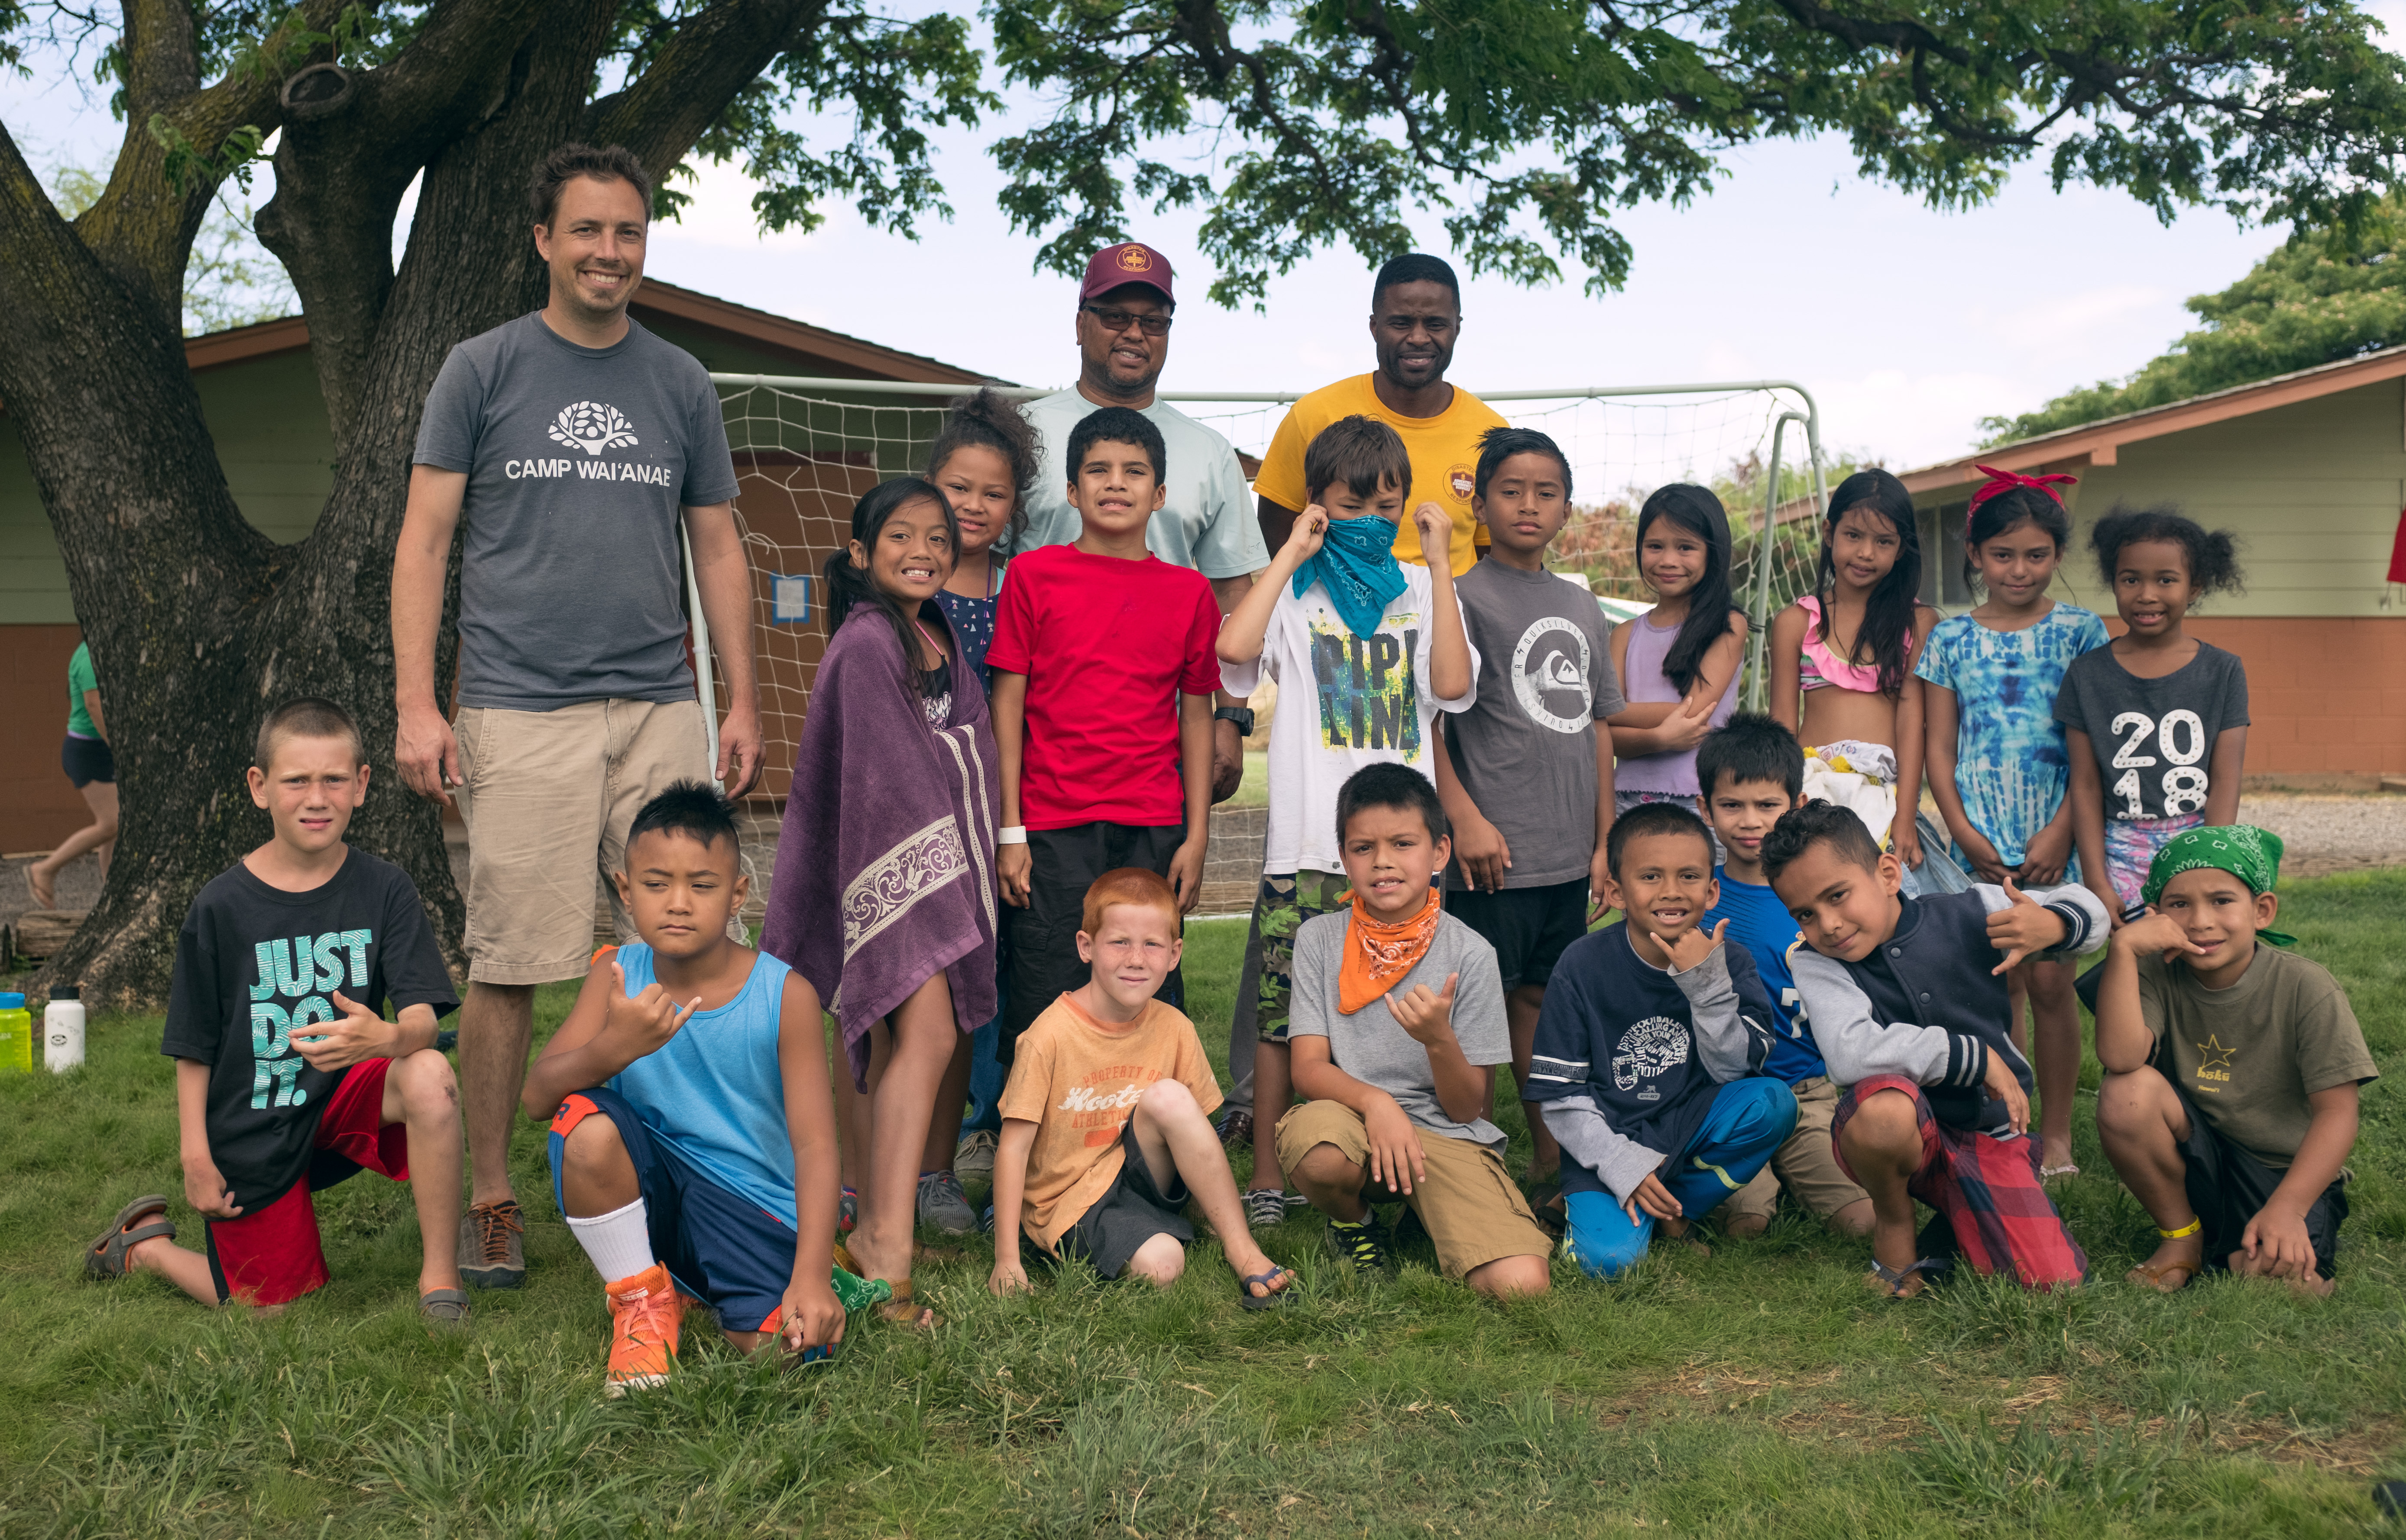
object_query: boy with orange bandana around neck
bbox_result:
[1273,764,1552,1298]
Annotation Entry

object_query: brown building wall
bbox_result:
[3,624,91,852]
[2182,616,2406,786]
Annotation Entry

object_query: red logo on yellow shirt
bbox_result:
[1447,465,1475,502]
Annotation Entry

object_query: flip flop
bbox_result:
[85,1195,175,1280]
[418,1288,472,1328]
[25,865,55,912]
[2125,1260,2197,1294]
[871,1278,939,1329]
[1865,1257,1945,1300]
[2040,1162,2080,1182]
[1237,1265,1298,1310]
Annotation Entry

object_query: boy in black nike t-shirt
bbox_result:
[81,699,466,1323]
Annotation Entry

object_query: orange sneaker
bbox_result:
[603,1263,683,1397]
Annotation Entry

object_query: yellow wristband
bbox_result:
[2157,1217,2202,1240]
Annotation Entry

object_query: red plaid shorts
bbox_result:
[1833,1074,2086,1289]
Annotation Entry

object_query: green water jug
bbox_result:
[0,993,29,1074]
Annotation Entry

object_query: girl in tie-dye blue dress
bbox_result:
[1917,600,2108,879]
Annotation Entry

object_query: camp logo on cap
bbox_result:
[1115,246,1154,271]
[1448,465,1475,502]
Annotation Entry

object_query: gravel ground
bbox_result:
[5,794,2400,943]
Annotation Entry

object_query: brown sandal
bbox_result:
[873,1278,939,1329]
[86,1195,175,1280]
[2126,1260,2198,1294]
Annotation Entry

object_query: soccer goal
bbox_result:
[687,374,1831,800]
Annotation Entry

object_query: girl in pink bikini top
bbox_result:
[1767,468,1936,865]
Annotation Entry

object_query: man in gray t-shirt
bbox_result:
[391,144,759,1289]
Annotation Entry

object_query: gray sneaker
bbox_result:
[918,1169,977,1236]
[460,1200,526,1289]
[955,1129,998,1178]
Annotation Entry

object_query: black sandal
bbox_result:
[419,1288,473,1329]
[85,1195,175,1281]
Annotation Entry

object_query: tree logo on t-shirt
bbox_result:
[548,401,641,456]
[1510,617,1591,734]
[1613,1015,1690,1099]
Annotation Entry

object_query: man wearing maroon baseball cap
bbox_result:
[1012,240,1268,802]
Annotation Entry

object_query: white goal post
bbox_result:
[688,375,1833,783]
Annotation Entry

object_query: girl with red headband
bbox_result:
[1767,468,1940,881]
[1917,465,2109,1178]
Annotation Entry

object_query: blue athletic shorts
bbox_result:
[547,1086,798,1332]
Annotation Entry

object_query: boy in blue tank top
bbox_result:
[1695,715,1874,1240]
[524,783,857,1396]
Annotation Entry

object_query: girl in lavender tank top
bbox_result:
[1606,484,1747,812]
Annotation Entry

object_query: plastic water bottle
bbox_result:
[44,986,85,1072]
[0,993,30,1074]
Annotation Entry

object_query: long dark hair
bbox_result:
[1634,483,1740,695]
[1814,468,1922,699]
[924,388,1039,546]
[824,477,959,699]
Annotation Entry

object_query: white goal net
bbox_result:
[699,375,1831,809]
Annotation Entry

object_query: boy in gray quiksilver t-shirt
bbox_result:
[1271,764,1555,1297]
[414,312,739,710]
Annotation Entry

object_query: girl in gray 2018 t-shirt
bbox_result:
[2057,506,2250,917]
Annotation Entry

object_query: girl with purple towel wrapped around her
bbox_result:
[762,477,1000,1329]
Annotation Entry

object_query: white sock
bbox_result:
[567,1198,655,1285]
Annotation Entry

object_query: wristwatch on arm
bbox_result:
[1213,705,1256,738]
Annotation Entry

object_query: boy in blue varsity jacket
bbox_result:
[1764,802,2106,1297]
[1526,802,1796,1277]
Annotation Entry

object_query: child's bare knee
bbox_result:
[1468,1253,1550,1298]
[2095,1066,2174,1133]
[396,1050,459,1116]
[1293,1142,1360,1188]
[563,1112,627,1168]
[1137,1078,1199,1124]
[1125,1234,1186,1286]
[1845,1090,1919,1149]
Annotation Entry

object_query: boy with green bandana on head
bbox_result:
[2093,826,2375,1297]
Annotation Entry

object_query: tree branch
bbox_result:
[584,0,834,175]
[258,0,557,458]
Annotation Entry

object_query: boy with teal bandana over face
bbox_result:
[1216,414,1477,1227]
[2092,825,2375,1297]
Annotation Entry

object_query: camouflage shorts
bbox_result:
[1250,870,1352,1044]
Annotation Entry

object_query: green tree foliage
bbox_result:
[989,0,2406,307]
[1982,201,2406,443]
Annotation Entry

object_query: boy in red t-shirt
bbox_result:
[990,406,1221,1060]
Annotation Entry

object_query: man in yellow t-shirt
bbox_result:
[1253,253,1506,575]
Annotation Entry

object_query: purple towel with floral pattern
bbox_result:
[761,608,998,1089]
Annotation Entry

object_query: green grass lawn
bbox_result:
[4,874,2404,1537]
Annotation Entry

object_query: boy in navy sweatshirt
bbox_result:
[1765,802,2106,1297]
[1526,802,1795,1276]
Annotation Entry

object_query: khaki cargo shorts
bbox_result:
[1724,1076,1869,1223]
[1274,1098,1553,1279]
[452,698,712,985]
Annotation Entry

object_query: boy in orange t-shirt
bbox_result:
[989,870,1296,1306]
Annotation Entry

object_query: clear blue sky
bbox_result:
[10,6,2402,469]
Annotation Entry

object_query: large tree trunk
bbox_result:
[7,4,620,1006]
[3,0,833,1006]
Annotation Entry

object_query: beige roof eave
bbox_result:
[1901,343,2406,495]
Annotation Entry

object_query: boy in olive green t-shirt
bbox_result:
[2092,827,2376,1297]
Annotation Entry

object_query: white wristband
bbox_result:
[997,826,1029,845]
